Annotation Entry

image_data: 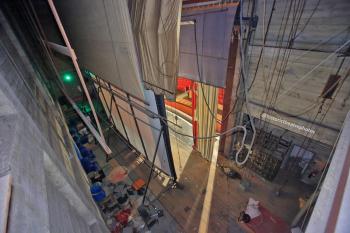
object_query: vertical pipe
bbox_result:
[142,127,164,204]
[96,79,113,122]
[108,89,113,120]
[108,83,130,143]
[47,0,105,143]
[127,93,149,159]
[219,30,239,153]
[154,94,177,180]
[192,82,198,148]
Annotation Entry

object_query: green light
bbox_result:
[84,105,91,113]
[63,74,73,82]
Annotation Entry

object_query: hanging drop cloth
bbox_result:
[54,0,145,99]
[179,4,237,88]
[196,83,219,161]
[130,0,182,99]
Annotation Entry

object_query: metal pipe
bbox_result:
[92,77,180,127]
[95,82,123,140]
[127,93,149,159]
[99,80,157,116]
[47,0,106,145]
[104,119,171,180]
[95,79,156,118]
[142,127,164,204]
[155,94,177,180]
[96,81,113,123]
[94,82,162,131]
[93,77,150,105]
[112,102,161,131]
[94,80,134,145]
[66,95,112,154]
[143,80,175,95]
[108,83,130,143]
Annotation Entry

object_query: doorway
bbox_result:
[165,77,224,176]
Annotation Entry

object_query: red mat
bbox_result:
[244,206,291,233]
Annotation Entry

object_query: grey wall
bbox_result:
[244,0,350,146]
[0,12,108,233]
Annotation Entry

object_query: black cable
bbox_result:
[193,20,223,124]
[268,0,303,107]
[270,28,350,123]
[300,71,350,229]
[273,57,348,118]
[294,0,322,40]
[287,58,348,173]
[258,0,294,132]
[270,0,306,108]
[263,0,305,130]
[192,1,257,126]
[247,0,276,91]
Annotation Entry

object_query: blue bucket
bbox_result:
[90,183,106,202]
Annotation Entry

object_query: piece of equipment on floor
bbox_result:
[107,167,128,184]
[132,178,145,191]
[238,198,291,233]
[138,204,164,228]
[220,165,242,180]
[90,182,106,202]
[89,175,164,232]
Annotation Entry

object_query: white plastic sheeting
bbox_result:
[55,0,174,175]
[96,79,172,176]
[55,0,145,99]
[130,0,182,99]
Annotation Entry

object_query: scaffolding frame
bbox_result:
[91,76,177,181]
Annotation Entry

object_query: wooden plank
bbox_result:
[0,174,12,233]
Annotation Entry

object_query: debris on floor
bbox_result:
[89,171,165,233]
[238,198,291,233]
[107,166,128,184]
[219,165,242,180]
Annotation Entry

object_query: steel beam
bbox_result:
[127,93,149,160]
[108,83,130,143]
[47,0,106,146]
[142,127,164,204]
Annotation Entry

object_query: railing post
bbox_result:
[127,93,149,159]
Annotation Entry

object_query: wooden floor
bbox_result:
[100,131,312,233]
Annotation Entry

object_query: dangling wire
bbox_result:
[234,0,257,166]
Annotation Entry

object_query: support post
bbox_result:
[127,93,149,159]
[108,83,130,143]
[96,79,113,123]
[142,127,164,204]
[154,94,177,180]
[191,81,198,148]
[48,0,105,144]
[219,29,240,154]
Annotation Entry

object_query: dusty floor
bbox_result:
[167,119,314,229]
[94,129,312,233]
[93,133,181,233]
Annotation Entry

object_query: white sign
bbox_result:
[261,113,315,134]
